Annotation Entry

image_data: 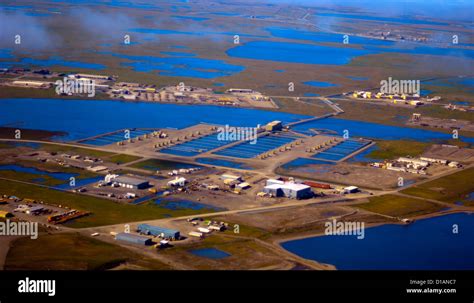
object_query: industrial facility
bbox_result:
[263,179,313,199]
[104,174,150,189]
[137,224,181,240]
[11,80,52,88]
[115,233,153,246]
[265,121,283,132]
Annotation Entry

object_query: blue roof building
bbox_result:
[138,224,180,239]
[115,232,153,245]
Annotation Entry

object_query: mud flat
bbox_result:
[422,144,474,163]
[0,127,65,141]
[212,204,395,243]
[407,116,474,133]
[276,162,421,190]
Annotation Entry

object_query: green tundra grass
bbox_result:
[401,168,474,206]
[355,194,445,218]
[0,179,219,228]
[5,233,171,270]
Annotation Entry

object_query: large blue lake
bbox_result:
[292,118,474,144]
[0,98,305,141]
[227,41,374,65]
[268,27,396,47]
[1,98,473,144]
[282,213,474,270]
[3,22,473,75]
[315,12,449,26]
[227,28,474,65]
[96,50,244,79]
[0,55,105,70]
[2,3,473,75]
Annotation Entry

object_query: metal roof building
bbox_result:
[265,121,283,132]
[115,233,152,245]
[137,224,180,239]
[344,186,359,194]
[263,182,313,199]
[220,174,242,181]
[112,176,149,189]
[167,177,187,187]
[266,179,284,186]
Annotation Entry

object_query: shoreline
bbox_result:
[1,96,473,140]
[272,209,474,270]
[0,96,313,118]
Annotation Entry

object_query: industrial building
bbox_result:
[11,80,51,88]
[227,88,254,94]
[137,224,180,239]
[266,179,284,186]
[220,174,242,182]
[122,94,137,101]
[224,178,240,186]
[448,161,460,168]
[72,73,111,80]
[237,182,251,190]
[87,165,108,172]
[343,186,359,194]
[263,181,313,199]
[265,121,283,132]
[303,181,332,189]
[115,233,152,245]
[420,157,448,165]
[167,177,187,187]
[105,175,149,189]
[397,157,429,169]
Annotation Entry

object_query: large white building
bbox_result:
[168,177,187,187]
[105,174,149,189]
[73,73,111,80]
[263,181,313,199]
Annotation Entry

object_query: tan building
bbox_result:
[11,80,51,88]
[265,121,283,132]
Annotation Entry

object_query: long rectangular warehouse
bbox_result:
[115,233,152,245]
